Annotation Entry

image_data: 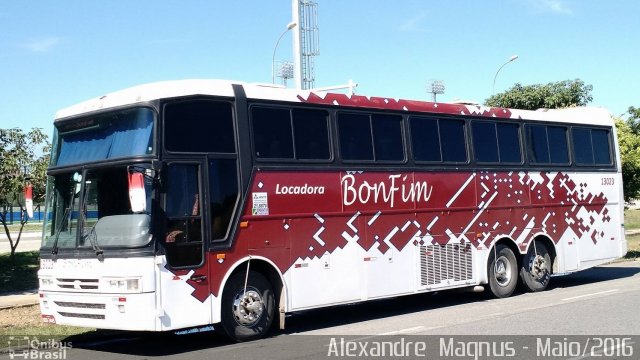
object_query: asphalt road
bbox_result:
[0,234,41,254]
[2,261,639,360]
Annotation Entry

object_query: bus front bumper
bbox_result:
[39,291,158,331]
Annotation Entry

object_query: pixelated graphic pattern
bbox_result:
[299,171,610,261]
[298,93,514,119]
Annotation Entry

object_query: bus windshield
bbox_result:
[53,107,154,167]
[41,166,154,250]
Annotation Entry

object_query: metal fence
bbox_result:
[0,204,45,224]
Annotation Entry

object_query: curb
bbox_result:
[0,302,39,310]
[0,232,42,240]
[0,291,39,310]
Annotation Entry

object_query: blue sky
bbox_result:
[1,0,638,134]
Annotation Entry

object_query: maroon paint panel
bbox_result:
[179,170,612,299]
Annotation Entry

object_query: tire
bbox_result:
[519,240,551,292]
[220,270,275,342]
[487,244,518,298]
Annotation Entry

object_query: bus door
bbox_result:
[158,161,212,330]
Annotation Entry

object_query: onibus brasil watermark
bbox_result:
[5,336,71,360]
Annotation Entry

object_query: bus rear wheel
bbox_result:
[487,244,518,298]
[519,240,551,292]
[220,270,275,342]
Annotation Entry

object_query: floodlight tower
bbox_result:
[428,80,445,102]
[272,22,297,85]
[276,60,295,86]
[292,0,320,90]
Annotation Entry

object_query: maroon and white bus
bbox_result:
[38,79,626,341]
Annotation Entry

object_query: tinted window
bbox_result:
[57,108,154,166]
[166,164,200,217]
[527,125,549,163]
[165,163,203,268]
[410,117,441,162]
[497,123,521,163]
[472,122,499,163]
[572,127,594,164]
[548,126,569,164]
[164,100,235,153]
[372,114,404,161]
[292,109,330,160]
[251,107,294,159]
[592,129,611,165]
[209,159,239,240]
[440,119,467,162]
[527,125,569,165]
[338,113,373,161]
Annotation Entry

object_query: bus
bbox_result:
[38,79,626,341]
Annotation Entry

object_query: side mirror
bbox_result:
[73,172,82,195]
[128,172,146,213]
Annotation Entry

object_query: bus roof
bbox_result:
[54,79,612,126]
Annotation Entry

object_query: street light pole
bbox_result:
[492,55,519,94]
[272,22,297,84]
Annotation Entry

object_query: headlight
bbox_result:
[101,278,141,293]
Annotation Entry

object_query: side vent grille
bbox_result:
[420,243,473,287]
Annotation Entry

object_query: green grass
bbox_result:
[623,209,640,259]
[0,251,39,293]
[624,208,640,230]
[0,324,93,339]
[2,222,43,233]
[625,232,640,259]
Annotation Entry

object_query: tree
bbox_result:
[626,106,640,132]
[485,79,593,110]
[619,107,640,202]
[615,118,640,202]
[0,128,50,259]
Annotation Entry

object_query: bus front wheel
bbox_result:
[519,240,551,292]
[220,270,275,342]
[487,244,518,298]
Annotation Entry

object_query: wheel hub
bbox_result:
[494,256,512,287]
[232,289,264,326]
[529,254,549,280]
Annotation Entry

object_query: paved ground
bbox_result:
[0,229,636,335]
[0,290,38,310]
[2,261,637,360]
[0,232,41,254]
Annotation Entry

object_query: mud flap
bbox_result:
[279,288,286,330]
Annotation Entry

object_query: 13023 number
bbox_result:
[601,177,615,185]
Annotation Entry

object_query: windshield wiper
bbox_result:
[80,185,104,261]
[82,220,103,261]
[51,206,72,261]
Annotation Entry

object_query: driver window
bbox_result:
[165,163,203,268]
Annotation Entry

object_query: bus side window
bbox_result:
[548,126,569,164]
[410,117,441,162]
[572,127,594,165]
[440,119,467,163]
[497,123,521,163]
[209,159,239,240]
[292,108,331,160]
[572,127,612,166]
[526,125,550,164]
[164,100,235,153]
[472,121,499,163]
[338,112,373,161]
[251,107,294,159]
[372,114,404,161]
[165,163,203,268]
